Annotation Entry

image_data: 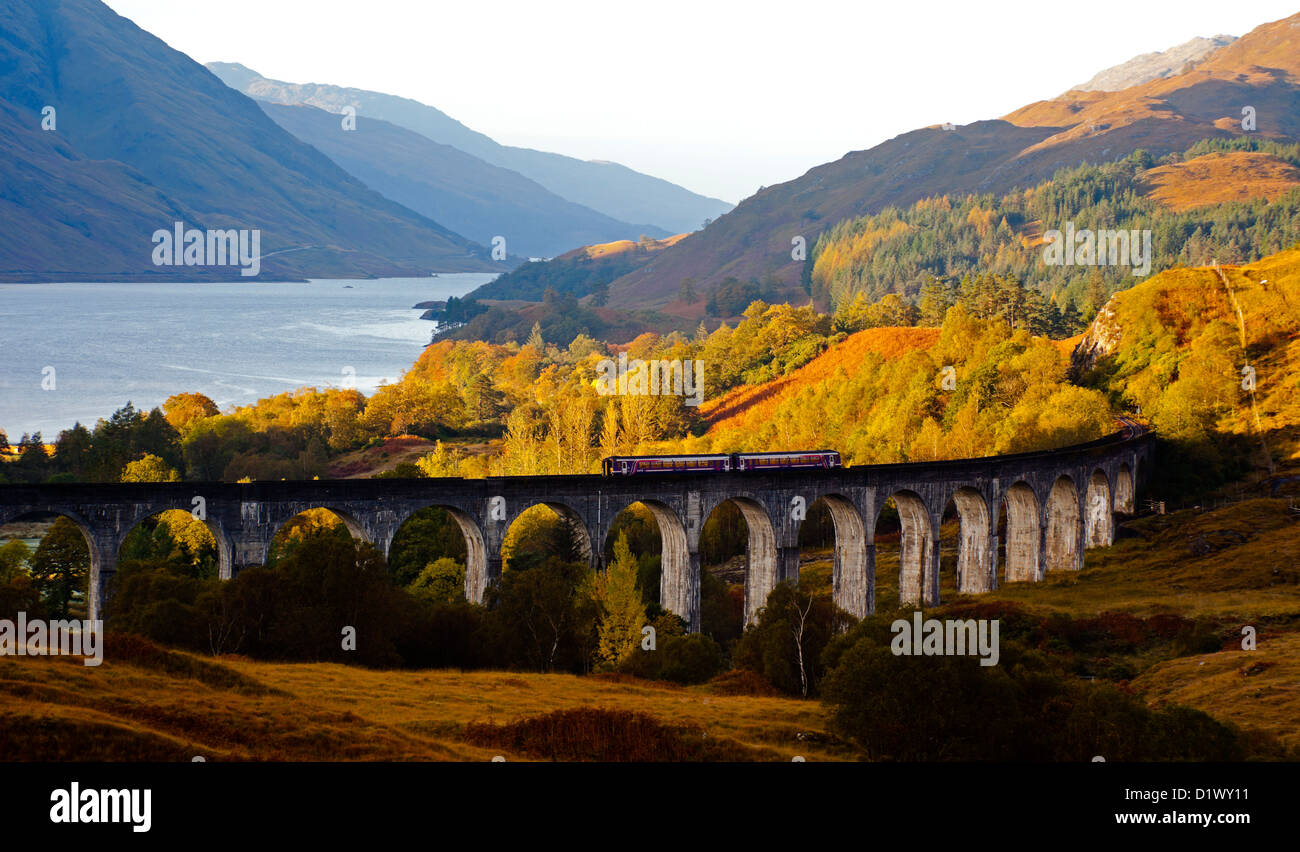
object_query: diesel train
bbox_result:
[601,450,841,476]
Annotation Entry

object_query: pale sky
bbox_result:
[105,0,1298,204]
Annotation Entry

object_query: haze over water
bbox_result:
[0,275,494,438]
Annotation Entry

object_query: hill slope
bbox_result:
[600,12,1300,313]
[261,102,668,259]
[465,233,688,302]
[0,0,501,281]
[698,326,941,432]
[1139,150,1300,211]
[207,63,733,235]
[1074,246,1300,476]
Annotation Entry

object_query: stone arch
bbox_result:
[116,507,233,581]
[880,491,937,606]
[275,506,371,543]
[699,495,777,626]
[1000,481,1041,583]
[1084,469,1114,548]
[267,506,373,566]
[0,509,103,621]
[803,493,869,619]
[325,508,370,543]
[948,487,994,594]
[603,499,691,626]
[500,500,595,571]
[1115,463,1135,514]
[1045,475,1081,572]
[389,504,487,603]
[542,501,594,567]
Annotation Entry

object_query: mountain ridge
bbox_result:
[1074,35,1237,92]
[595,11,1300,315]
[207,62,733,235]
[0,0,505,281]
[259,101,670,259]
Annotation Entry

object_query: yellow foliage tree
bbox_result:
[591,532,647,669]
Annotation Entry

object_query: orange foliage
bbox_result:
[1140,152,1300,213]
[699,326,940,431]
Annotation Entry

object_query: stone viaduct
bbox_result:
[0,429,1153,630]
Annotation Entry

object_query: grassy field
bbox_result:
[1133,632,1300,752]
[0,647,843,762]
[977,498,1300,620]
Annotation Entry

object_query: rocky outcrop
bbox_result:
[1074,35,1236,92]
[1070,300,1123,377]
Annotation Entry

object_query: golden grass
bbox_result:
[1139,152,1300,212]
[978,499,1300,619]
[583,233,688,259]
[0,651,842,762]
[326,435,438,478]
[1133,632,1300,751]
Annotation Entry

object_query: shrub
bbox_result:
[617,632,725,685]
[463,708,757,761]
[820,628,1248,761]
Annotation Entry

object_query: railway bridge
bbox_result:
[0,429,1153,630]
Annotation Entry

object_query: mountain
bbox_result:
[0,0,503,281]
[595,12,1300,314]
[257,101,667,259]
[1075,35,1236,92]
[207,63,733,234]
[804,140,1300,318]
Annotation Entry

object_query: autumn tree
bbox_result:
[733,581,852,696]
[406,557,466,605]
[121,453,182,482]
[163,392,220,434]
[590,532,647,668]
[30,517,90,619]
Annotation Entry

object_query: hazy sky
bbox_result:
[105,0,1298,204]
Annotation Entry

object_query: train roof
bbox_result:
[603,450,839,460]
[735,449,840,457]
[602,453,731,461]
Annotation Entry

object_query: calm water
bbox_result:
[0,275,495,438]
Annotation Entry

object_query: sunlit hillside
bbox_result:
[684,315,1113,464]
[1140,151,1300,212]
[698,326,940,429]
[583,233,688,258]
[1077,246,1300,467]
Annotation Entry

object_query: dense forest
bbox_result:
[810,139,1300,320]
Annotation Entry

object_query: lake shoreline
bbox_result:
[0,275,495,438]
